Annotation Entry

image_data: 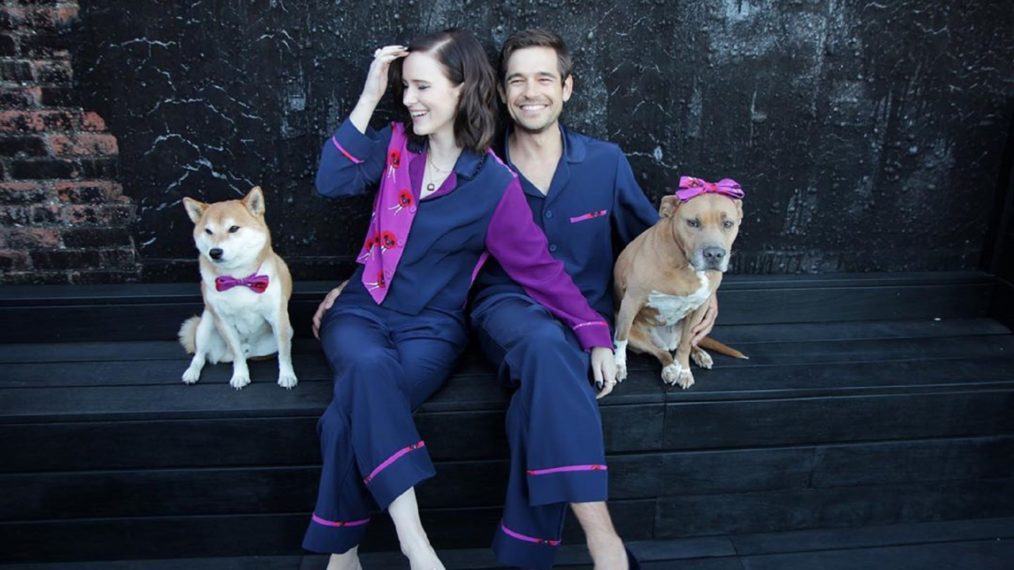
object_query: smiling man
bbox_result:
[468,29,719,570]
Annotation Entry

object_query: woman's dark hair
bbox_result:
[390,29,497,153]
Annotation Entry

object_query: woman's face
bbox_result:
[401,51,462,140]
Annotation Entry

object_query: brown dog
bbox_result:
[613,187,745,389]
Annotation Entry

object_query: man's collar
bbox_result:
[503,123,587,167]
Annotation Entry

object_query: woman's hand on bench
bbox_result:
[312,280,349,339]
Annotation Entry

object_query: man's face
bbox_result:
[502,46,573,134]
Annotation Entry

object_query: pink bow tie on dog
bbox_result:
[215,273,270,293]
[676,176,745,202]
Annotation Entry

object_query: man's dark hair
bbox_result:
[390,29,497,153]
[498,29,573,85]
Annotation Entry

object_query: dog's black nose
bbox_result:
[209,248,223,260]
[703,247,726,262]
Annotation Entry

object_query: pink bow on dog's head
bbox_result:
[676,176,745,203]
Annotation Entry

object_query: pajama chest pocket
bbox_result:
[569,209,608,223]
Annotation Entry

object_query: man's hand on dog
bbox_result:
[690,295,718,347]
[312,280,349,339]
[591,346,618,399]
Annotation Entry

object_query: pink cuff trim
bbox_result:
[570,210,608,223]
[527,464,608,476]
[573,321,608,330]
[363,441,426,484]
[500,521,561,546]
[311,513,370,528]
[331,136,364,164]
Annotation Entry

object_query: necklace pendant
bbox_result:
[426,182,435,192]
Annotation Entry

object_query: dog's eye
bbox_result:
[723,220,735,229]
[204,229,213,235]
[686,219,701,229]
[228,226,240,233]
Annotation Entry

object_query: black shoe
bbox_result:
[625,546,641,570]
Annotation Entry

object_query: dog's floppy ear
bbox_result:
[733,199,743,219]
[243,186,266,217]
[659,195,681,219]
[183,197,207,224]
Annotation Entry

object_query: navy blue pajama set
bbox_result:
[471,125,659,569]
[303,119,613,555]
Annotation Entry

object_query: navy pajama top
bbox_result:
[315,119,612,351]
[472,125,660,324]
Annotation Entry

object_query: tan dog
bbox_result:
[613,189,745,389]
[178,186,297,390]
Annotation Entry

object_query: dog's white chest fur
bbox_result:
[646,272,710,351]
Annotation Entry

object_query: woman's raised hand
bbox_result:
[360,45,409,105]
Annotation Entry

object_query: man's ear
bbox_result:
[562,74,573,103]
[659,195,681,219]
[243,186,265,217]
[498,82,507,105]
[183,197,207,224]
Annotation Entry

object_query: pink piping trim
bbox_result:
[573,321,608,330]
[569,210,608,223]
[527,464,608,476]
[500,521,561,546]
[363,441,426,484]
[311,513,370,528]
[331,136,363,164]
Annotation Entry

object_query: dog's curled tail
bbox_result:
[178,316,200,354]
[698,336,749,360]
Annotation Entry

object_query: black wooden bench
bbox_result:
[1,271,1013,566]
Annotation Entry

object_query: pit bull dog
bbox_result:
[178,186,298,390]
[613,177,745,389]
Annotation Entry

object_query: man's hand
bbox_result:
[690,294,719,347]
[591,346,618,399]
[312,280,349,339]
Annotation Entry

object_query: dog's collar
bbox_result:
[215,269,269,293]
[676,176,744,202]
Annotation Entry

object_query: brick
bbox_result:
[0,135,47,156]
[0,205,31,224]
[0,249,30,272]
[61,227,131,248]
[38,109,75,130]
[1,227,61,248]
[0,34,16,56]
[69,269,140,285]
[32,59,71,84]
[0,181,48,204]
[47,133,118,157]
[31,203,59,223]
[16,31,72,57]
[79,158,117,178]
[53,180,123,203]
[80,112,106,132]
[10,158,78,179]
[0,111,45,133]
[39,86,72,106]
[0,270,72,285]
[30,248,103,270]
[0,6,27,31]
[62,203,135,225]
[0,87,42,108]
[0,59,33,81]
[100,246,137,269]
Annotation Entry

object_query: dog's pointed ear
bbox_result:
[183,197,207,224]
[659,195,681,219]
[243,186,265,217]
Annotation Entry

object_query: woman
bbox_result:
[305,29,616,570]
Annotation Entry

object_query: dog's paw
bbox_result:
[662,363,695,389]
[692,349,713,369]
[229,373,251,390]
[277,372,298,390]
[181,366,202,384]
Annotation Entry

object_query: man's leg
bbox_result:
[474,297,627,569]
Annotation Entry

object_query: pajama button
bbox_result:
[549,244,558,252]
[544,210,553,219]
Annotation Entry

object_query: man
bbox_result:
[469,29,716,569]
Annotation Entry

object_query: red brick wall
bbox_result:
[0,0,138,284]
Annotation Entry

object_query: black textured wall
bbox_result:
[71,0,1014,281]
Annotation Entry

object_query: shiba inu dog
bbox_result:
[179,186,298,390]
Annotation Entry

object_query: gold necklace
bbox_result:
[425,153,455,193]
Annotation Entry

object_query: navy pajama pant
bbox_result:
[472,296,609,570]
[302,298,465,554]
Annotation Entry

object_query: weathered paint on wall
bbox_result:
[71,0,1014,280]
